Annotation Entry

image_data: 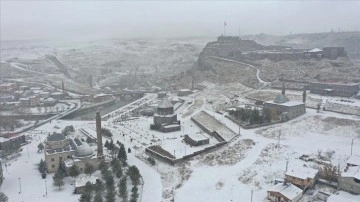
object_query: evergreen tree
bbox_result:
[56,162,67,177]
[39,159,47,174]
[93,192,103,202]
[79,193,91,202]
[117,144,127,164]
[130,186,139,202]
[118,177,128,202]
[53,172,64,190]
[95,180,104,193]
[37,143,44,152]
[0,192,9,202]
[128,166,141,186]
[98,161,108,171]
[69,164,80,178]
[105,186,115,202]
[104,140,110,149]
[84,163,95,176]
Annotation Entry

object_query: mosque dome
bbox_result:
[47,133,66,142]
[274,94,289,103]
[74,144,94,158]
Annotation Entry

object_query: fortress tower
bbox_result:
[96,112,104,159]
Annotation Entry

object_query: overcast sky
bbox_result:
[1,1,360,41]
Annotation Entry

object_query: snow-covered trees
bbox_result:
[69,164,80,179]
[38,159,47,178]
[53,172,64,190]
[84,163,95,176]
[117,144,127,165]
[62,125,75,136]
[128,166,141,187]
[101,128,113,138]
[37,143,44,152]
[118,177,128,202]
[0,192,8,202]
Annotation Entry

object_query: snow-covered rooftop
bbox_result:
[265,100,304,107]
[347,155,360,166]
[267,183,302,200]
[75,175,98,188]
[192,111,237,142]
[285,166,318,180]
[186,133,209,141]
[308,48,322,53]
[342,166,360,180]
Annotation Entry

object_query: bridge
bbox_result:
[114,90,145,100]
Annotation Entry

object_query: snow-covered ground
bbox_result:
[2,87,360,202]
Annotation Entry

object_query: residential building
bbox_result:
[307,82,359,97]
[346,155,360,167]
[267,182,302,202]
[285,167,319,189]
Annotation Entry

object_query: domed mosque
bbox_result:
[150,96,181,132]
[263,83,306,122]
[44,112,106,174]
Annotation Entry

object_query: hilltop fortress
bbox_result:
[202,36,347,62]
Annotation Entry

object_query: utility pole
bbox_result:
[285,159,289,172]
[238,124,241,136]
[351,139,354,156]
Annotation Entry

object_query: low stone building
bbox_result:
[150,97,181,132]
[74,175,99,194]
[184,133,209,146]
[263,84,306,122]
[339,166,360,194]
[285,167,319,189]
[267,182,302,202]
[307,82,359,97]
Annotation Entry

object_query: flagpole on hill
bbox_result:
[224,21,226,36]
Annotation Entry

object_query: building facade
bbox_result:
[307,82,359,97]
[267,183,302,202]
[263,84,306,122]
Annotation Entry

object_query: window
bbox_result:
[51,158,54,161]
[67,156,71,159]
[52,165,55,168]
[59,157,62,161]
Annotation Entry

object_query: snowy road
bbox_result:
[208,56,270,87]
[128,154,162,202]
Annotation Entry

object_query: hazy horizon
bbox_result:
[1,1,360,42]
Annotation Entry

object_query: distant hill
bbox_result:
[242,32,360,59]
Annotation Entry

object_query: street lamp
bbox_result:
[45,179,48,197]
[18,178,22,194]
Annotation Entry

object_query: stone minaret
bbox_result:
[61,80,65,94]
[96,112,104,159]
[282,83,286,95]
[302,87,307,103]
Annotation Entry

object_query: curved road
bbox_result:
[208,56,270,88]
